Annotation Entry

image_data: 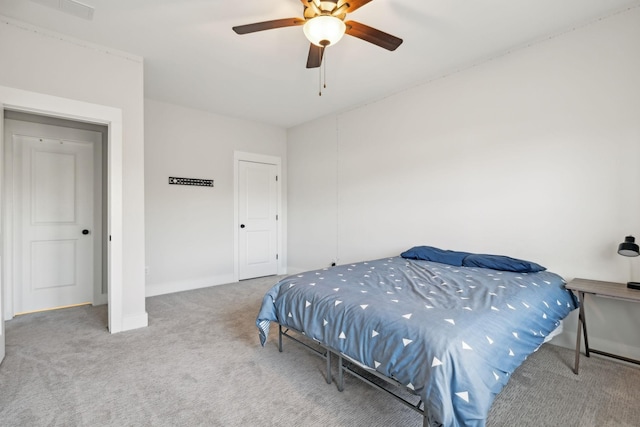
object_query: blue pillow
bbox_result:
[462,254,546,273]
[401,246,470,267]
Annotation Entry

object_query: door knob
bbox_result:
[82,229,90,235]
[240,224,245,228]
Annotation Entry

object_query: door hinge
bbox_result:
[275,175,278,182]
[276,214,278,221]
[276,254,279,260]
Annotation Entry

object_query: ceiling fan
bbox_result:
[232,0,403,69]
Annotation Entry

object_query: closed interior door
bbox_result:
[238,161,278,280]
[13,134,95,313]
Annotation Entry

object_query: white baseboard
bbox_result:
[552,333,640,362]
[145,274,236,298]
[121,312,148,332]
[93,293,108,306]
[551,320,640,362]
[285,266,309,276]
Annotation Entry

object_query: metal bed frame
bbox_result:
[278,324,433,427]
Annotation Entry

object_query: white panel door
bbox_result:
[238,161,278,280]
[14,135,94,313]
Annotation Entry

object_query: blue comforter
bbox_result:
[256,257,577,426]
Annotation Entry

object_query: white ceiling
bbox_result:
[1,0,638,128]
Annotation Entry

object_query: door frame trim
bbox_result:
[233,151,285,282]
[0,85,124,333]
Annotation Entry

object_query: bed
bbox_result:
[256,248,578,426]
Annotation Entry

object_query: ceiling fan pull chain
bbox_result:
[318,46,323,96]
[323,48,327,90]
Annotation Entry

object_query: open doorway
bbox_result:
[0,85,125,334]
[3,111,108,316]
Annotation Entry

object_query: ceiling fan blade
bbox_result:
[232,18,305,35]
[344,20,403,51]
[306,43,324,68]
[338,0,373,13]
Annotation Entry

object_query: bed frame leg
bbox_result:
[278,325,283,353]
[325,350,332,384]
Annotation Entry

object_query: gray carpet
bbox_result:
[1,276,639,427]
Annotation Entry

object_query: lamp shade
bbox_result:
[618,235,640,257]
[303,16,346,47]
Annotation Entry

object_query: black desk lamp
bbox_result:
[618,235,640,290]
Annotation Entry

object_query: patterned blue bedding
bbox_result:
[256,257,578,426]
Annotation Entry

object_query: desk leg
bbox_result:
[574,305,581,374]
[574,291,587,374]
[580,292,590,357]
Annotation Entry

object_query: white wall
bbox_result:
[287,114,339,273]
[144,99,287,296]
[287,8,640,358]
[0,17,147,331]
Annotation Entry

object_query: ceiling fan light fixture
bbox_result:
[303,15,346,47]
